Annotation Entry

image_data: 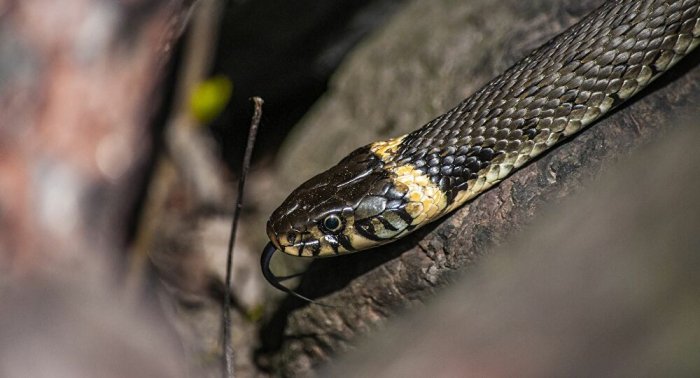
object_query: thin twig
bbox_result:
[222,97,263,378]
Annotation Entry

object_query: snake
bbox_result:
[262,0,700,300]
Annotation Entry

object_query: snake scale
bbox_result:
[262,0,700,298]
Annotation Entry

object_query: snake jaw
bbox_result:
[266,221,282,251]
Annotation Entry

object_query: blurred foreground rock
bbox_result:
[0,283,186,378]
[0,0,190,278]
[0,1,194,377]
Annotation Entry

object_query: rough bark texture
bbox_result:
[255,0,700,375]
[320,121,700,378]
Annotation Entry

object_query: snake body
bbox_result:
[264,0,700,276]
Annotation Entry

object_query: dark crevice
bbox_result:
[209,0,410,174]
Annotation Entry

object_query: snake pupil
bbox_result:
[323,214,342,232]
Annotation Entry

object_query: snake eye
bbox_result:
[321,214,343,233]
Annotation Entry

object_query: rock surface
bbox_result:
[320,120,700,378]
[252,0,700,375]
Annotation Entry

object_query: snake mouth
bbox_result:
[267,221,323,257]
[279,236,322,257]
[266,221,286,251]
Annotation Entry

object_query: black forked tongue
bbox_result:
[261,242,319,304]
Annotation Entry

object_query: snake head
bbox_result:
[267,146,414,257]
